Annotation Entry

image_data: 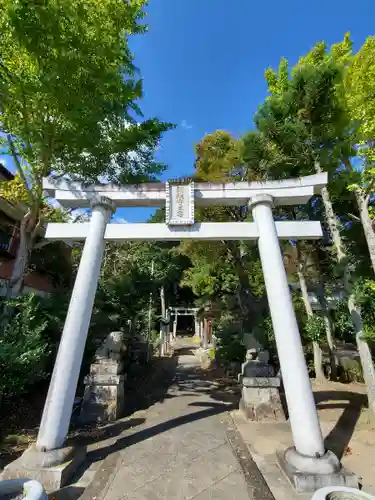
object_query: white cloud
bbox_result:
[111,217,128,224]
[180,120,193,130]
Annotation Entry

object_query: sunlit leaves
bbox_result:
[0,0,171,190]
[194,131,244,181]
[0,175,29,203]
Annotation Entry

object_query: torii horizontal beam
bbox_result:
[45,221,323,241]
[43,173,327,208]
[168,307,198,315]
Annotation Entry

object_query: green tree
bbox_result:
[256,36,375,412]
[0,0,172,295]
[0,295,52,398]
[179,131,269,348]
[345,36,375,274]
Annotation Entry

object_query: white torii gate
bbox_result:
[35,173,345,482]
[167,306,199,341]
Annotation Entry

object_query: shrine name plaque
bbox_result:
[166,181,195,226]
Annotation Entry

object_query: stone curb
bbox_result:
[226,414,275,500]
[79,450,120,500]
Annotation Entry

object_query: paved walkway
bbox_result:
[80,338,273,500]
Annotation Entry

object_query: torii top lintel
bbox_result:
[42,173,327,209]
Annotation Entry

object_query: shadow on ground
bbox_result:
[71,342,241,490]
[172,365,240,406]
[67,354,179,447]
[314,390,368,459]
[86,401,231,464]
[84,345,240,464]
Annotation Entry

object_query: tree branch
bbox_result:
[7,134,34,205]
[348,212,361,222]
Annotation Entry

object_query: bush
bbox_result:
[304,315,325,342]
[0,295,52,397]
[332,300,355,343]
[215,324,246,363]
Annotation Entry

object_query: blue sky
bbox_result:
[2,0,374,222]
[118,0,374,222]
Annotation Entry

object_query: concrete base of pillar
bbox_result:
[276,447,358,493]
[239,376,285,422]
[1,444,86,493]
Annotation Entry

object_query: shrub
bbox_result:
[215,325,246,363]
[304,315,325,342]
[0,295,52,397]
[332,300,355,343]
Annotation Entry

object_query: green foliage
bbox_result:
[29,242,73,288]
[346,36,375,158]
[0,0,173,294]
[0,295,52,397]
[259,315,275,350]
[304,315,326,342]
[194,131,244,181]
[215,325,246,364]
[332,301,355,342]
[94,267,154,338]
[208,347,216,360]
[93,237,192,341]
[354,280,375,349]
[0,0,170,187]
[181,259,239,298]
[256,52,349,180]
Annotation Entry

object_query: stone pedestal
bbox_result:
[238,348,285,422]
[1,445,86,494]
[239,376,285,421]
[80,359,126,423]
[196,347,215,370]
[276,448,358,493]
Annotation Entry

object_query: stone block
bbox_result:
[242,376,280,388]
[84,373,126,385]
[198,348,215,370]
[80,373,125,423]
[276,450,358,493]
[90,359,125,375]
[241,360,274,378]
[1,446,86,494]
[239,376,285,422]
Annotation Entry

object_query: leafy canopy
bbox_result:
[0,0,173,200]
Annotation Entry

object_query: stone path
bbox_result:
[79,338,274,500]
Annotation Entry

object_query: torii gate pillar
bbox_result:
[194,314,200,338]
[173,314,178,339]
[37,197,115,451]
[249,194,356,490]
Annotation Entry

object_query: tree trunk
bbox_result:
[312,341,326,382]
[348,293,375,414]
[315,161,375,409]
[355,190,375,276]
[320,186,347,261]
[6,215,34,297]
[159,285,166,355]
[296,255,326,383]
[342,158,375,277]
[315,280,338,381]
[160,285,166,318]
